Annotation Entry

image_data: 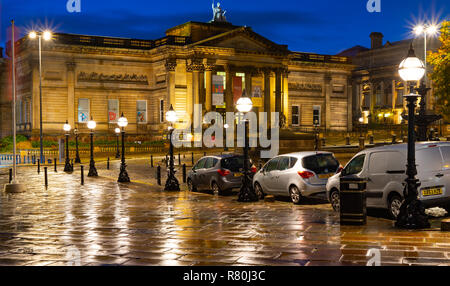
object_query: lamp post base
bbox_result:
[238,175,258,202]
[64,159,74,173]
[4,183,26,193]
[75,157,81,164]
[118,163,130,183]
[395,197,430,229]
[164,173,180,191]
[88,160,98,177]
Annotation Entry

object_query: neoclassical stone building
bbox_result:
[340,32,441,126]
[1,21,354,139]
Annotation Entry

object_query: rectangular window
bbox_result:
[78,98,90,123]
[108,99,119,123]
[396,89,404,106]
[313,105,321,126]
[159,100,164,123]
[137,100,147,124]
[375,88,382,106]
[291,105,300,126]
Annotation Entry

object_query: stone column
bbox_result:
[165,58,177,110]
[245,70,252,95]
[275,69,282,114]
[186,63,193,120]
[369,82,375,117]
[392,80,397,110]
[324,74,332,130]
[282,69,289,126]
[225,65,233,113]
[346,78,353,132]
[204,62,215,113]
[263,69,271,128]
[66,62,76,127]
[380,81,385,106]
[30,59,40,133]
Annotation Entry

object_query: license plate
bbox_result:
[422,187,443,197]
[234,173,243,177]
[318,173,333,179]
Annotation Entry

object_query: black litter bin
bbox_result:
[340,177,367,225]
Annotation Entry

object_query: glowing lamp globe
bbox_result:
[43,30,52,41]
[236,96,253,113]
[398,45,425,82]
[115,127,121,134]
[359,117,364,123]
[87,118,96,130]
[118,113,128,128]
[224,124,230,129]
[29,31,37,39]
[63,121,71,132]
[166,105,177,123]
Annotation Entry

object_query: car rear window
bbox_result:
[221,156,252,172]
[302,154,339,174]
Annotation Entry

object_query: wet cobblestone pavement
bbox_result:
[0,160,449,266]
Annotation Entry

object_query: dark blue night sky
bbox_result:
[1,0,448,55]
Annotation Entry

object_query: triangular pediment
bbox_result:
[190,27,289,54]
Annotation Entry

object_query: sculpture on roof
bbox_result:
[211,1,227,23]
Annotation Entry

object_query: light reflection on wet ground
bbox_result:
[0,161,449,266]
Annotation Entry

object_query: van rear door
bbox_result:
[416,146,445,202]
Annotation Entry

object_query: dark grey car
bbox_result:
[187,154,256,195]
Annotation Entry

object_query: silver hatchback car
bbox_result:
[253,152,340,204]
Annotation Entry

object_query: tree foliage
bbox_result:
[428,21,450,122]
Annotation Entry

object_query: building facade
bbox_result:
[0,21,354,140]
[341,32,441,127]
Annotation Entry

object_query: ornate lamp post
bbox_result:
[359,117,364,137]
[224,123,229,152]
[63,121,73,173]
[395,44,430,229]
[87,117,98,177]
[164,105,180,191]
[115,127,121,159]
[74,128,81,164]
[29,30,52,164]
[236,93,258,202]
[117,113,130,183]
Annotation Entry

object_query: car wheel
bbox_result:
[212,182,222,196]
[388,194,403,219]
[330,189,340,212]
[187,179,197,192]
[254,182,265,199]
[289,185,302,205]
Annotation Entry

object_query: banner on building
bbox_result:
[251,78,263,107]
[233,76,243,105]
[212,75,224,107]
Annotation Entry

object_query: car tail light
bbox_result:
[428,144,437,148]
[217,169,231,177]
[298,171,315,179]
[251,166,257,173]
[336,166,343,174]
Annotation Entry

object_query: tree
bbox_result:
[428,21,450,122]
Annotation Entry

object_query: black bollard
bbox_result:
[151,155,154,168]
[204,152,206,157]
[182,164,187,183]
[44,167,48,188]
[165,156,168,168]
[54,158,57,172]
[107,157,110,170]
[157,165,161,186]
[9,168,12,184]
[191,152,194,165]
[178,153,181,166]
[81,165,84,185]
[37,159,41,174]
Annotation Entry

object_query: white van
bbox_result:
[326,142,450,218]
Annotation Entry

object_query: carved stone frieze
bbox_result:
[77,72,149,84]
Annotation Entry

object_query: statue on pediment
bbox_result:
[211,1,227,22]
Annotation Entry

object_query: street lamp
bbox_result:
[115,127,121,159]
[164,105,180,191]
[29,29,52,164]
[236,93,258,202]
[63,121,73,173]
[117,113,130,183]
[224,123,229,152]
[413,23,440,80]
[359,117,364,137]
[87,117,98,177]
[395,44,430,229]
[74,128,81,163]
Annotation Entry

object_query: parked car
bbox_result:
[187,154,257,195]
[253,152,340,204]
[326,142,450,219]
